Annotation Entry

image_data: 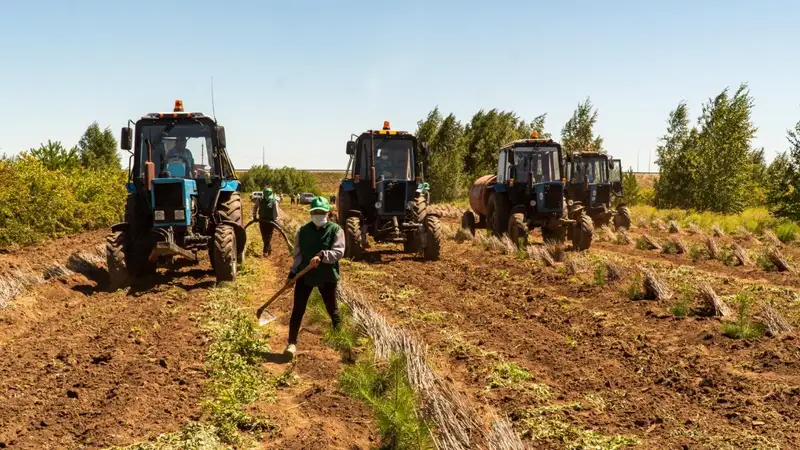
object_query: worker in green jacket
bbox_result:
[255,187,279,255]
[285,196,344,356]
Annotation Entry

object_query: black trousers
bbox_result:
[288,281,340,345]
[259,221,274,253]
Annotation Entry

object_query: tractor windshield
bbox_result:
[573,158,608,184]
[358,137,413,180]
[513,147,560,183]
[138,122,214,179]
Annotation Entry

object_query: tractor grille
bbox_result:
[382,181,406,214]
[543,184,563,210]
[594,185,611,206]
[153,182,184,223]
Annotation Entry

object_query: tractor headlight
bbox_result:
[154,210,165,221]
[174,209,185,220]
[530,200,537,207]
[375,201,382,209]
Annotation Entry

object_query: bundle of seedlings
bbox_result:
[668,221,681,234]
[637,234,662,251]
[636,217,648,228]
[712,224,725,237]
[641,268,673,301]
[42,263,75,280]
[615,230,633,245]
[698,284,731,318]
[670,236,688,254]
[735,226,759,243]
[454,227,474,243]
[500,235,518,255]
[763,230,783,248]
[653,219,667,231]
[731,243,752,267]
[67,244,107,275]
[0,267,44,308]
[475,235,507,254]
[604,259,623,282]
[527,246,555,267]
[565,253,589,275]
[545,242,566,262]
[598,225,614,242]
[705,236,720,260]
[765,246,796,274]
[337,284,525,450]
[687,223,702,235]
[759,303,794,336]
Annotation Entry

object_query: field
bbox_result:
[1,198,798,449]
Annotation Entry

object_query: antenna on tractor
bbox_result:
[211,76,217,122]
[262,146,265,165]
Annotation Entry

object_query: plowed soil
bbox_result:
[338,227,800,449]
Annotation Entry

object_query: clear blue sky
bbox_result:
[1,1,798,172]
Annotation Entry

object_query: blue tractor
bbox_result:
[565,151,631,230]
[337,121,442,260]
[106,100,246,287]
[463,133,594,250]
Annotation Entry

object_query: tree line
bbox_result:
[416,84,800,222]
[239,165,320,196]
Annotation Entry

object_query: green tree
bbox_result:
[561,97,603,155]
[239,165,319,196]
[530,113,552,139]
[78,122,120,169]
[621,168,640,205]
[426,113,465,202]
[29,140,80,171]
[653,102,696,209]
[766,119,800,220]
[462,109,526,181]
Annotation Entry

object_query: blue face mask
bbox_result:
[311,215,328,227]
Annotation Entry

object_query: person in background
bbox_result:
[254,187,279,255]
[284,196,344,356]
[290,194,295,205]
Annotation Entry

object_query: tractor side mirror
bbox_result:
[215,126,227,148]
[120,127,132,151]
[346,141,356,155]
[421,142,429,156]
[608,161,615,169]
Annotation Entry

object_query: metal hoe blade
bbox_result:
[258,310,278,326]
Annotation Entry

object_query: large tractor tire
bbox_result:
[461,211,477,236]
[488,194,510,237]
[614,205,632,230]
[508,212,528,246]
[411,194,427,224]
[218,192,245,263]
[572,212,594,251]
[213,224,238,282]
[423,215,443,261]
[106,230,129,289]
[344,216,364,260]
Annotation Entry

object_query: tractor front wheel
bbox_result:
[106,230,129,289]
[461,210,477,236]
[344,217,364,260]
[508,212,528,246]
[614,205,631,230]
[423,215,443,261]
[489,194,510,237]
[572,212,594,251]
[213,224,238,283]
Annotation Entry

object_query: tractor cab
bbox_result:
[338,121,442,260]
[565,151,629,229]
[496,134,565,215]
[107,100,245,286]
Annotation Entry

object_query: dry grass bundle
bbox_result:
[545,242,565,262]
[598,225,614,242]
[565,253,589,274]
[615,230,633,245]
[42,263,75,280]
[653,219,667,231]
[670,237,688,254]
[476,235,507,254]
[668,221,681,234]
[454,228,473,243]
[337,284,525,450]
[500,235,519,254]
[605,260,623,282]
[699,284,731,317]
[732,243,752,267]
[766,246,796,274]
[67,244,107,274]
[712,224,725,237]
[760,303,794,336]
[763,230,782,248]
[705,236,720,260]
[636,217,648,228]
[527,246,555,267]
[0,267,44,308]
[735,226,760,243]
[642,268,673,301]
[687,223,702,235]
[638,234,662,251]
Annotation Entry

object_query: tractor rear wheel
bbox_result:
[572,212,594,251]
[344,217,363,260]
[218,192,245,263]
[614,205,631,230]
[411,194,427,224]
[106,230,129,289]
[461,211,477,236]
[508,212,528,246]
[213,224,238,282]
[423,215,443,261]
[489,194,510,237]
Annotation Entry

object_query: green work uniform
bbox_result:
[293,221,342,286]
[258,196,278,221]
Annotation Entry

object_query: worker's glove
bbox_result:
[287,271,296,281]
